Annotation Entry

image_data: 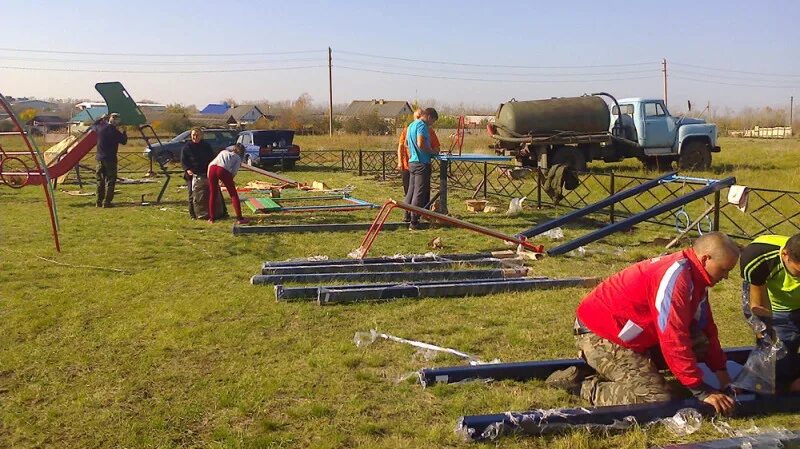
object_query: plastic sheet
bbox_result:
[659,408,703,436]
[506,197,526,216]
[732,281,786,394]
[536,227,565,240]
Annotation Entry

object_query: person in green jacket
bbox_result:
[741,233,800,392]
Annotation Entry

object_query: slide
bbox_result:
[26,130,97,185]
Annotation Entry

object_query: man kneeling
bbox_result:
[551,232,739,415]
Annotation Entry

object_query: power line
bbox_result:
[336,57,656,77]
[337,50,657,69]
[670,75,800,89]
[672,69,800,84]
[0,55,323,66]
[671,61,800,78]
[337,65,658,83]
[0,47,325,57]
[0,65,327,74]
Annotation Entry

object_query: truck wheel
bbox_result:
[550,147,587,172]
[679,141,711,171]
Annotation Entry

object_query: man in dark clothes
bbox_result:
[180,128,214,219]
[94,113,127,208]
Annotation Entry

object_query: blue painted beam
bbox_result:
[548,176,736,255]
[419,347,753,386]
[519,171,677,238]
[251,267,529,285]
[261,258,510,275]
[317,277,599,304]
[457,393,800,441]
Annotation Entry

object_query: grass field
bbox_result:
[0,136,799,448]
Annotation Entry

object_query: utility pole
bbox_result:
[790,96,794,135]
[328,47,333,136]
[662,58,668,109]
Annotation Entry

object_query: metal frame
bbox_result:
[317,277,598,305]
[233,221,411,235]
[433,154,512,214]
[547,176,736,255]
[243,194,376,214]
[519,171,677,238]
[263,252,499,268]
[251,266,529,285]
[356,200,544,259]
[419,347,753,387]
[458,393,800,441]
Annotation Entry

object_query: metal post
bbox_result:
[713,190,720,231]
[358,149,363,176]
[482,162,488,199]
[341,149,345,170]
[328,47,333,136]
[662,58,668,109]
[381,151,386,181]
[609,172,616,224]
[536,167,542,209]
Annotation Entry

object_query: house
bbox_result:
[226,105,265,125]
[27,115,68,135]
[75,101,167,113]
[11,99,58,113]
[343,99,413,120]
[70,106,108,124]
[199,103,231,115]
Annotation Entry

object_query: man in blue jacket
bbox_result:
[94,113,127,208]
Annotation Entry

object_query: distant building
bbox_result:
[11,99,58,113]
[70,106,108,124]
[27,115,68,134]
[199,103,231,115]
[463,115,495,127]
[190,105,265,127]
[343,99,413,119]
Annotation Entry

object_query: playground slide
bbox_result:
[26,130,97,185]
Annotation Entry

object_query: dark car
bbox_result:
[238,130,300,169]
[143,128,239,165]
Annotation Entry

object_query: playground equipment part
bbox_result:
[242,193,376,214]
[0,93,61,250]
[356,199,544,259]
[251,266,530,285]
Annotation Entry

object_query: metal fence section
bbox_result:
[296,149,800,241]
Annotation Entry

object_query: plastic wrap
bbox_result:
[353,329,491,364]
[732,281,786,394]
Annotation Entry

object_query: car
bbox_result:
[238,129,300,170]
[143,128,239,165]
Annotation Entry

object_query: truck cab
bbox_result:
[612,98,720,170]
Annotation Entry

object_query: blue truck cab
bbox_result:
[237,129,300,170]
[613,98,720,170]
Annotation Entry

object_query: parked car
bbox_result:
[238,130,300,169]
[143,128,239,165]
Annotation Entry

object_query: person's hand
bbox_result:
[703,392,735,415]
[186,170,194,176]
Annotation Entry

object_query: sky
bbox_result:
[2,0,799,114]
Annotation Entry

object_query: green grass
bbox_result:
[0,137,799,448]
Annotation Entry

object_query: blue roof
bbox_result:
[200,103,230,114]
[71,106,108,123]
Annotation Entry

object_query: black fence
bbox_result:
[297,149,800,241]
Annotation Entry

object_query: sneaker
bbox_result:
[207,219,215,224]
[236,217,250,225]
[545,366,591,395]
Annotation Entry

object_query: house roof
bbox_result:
[29,115,67,125]
[227,105,265,121]
[12,99,57,109]
[190,113,230,127]
[343,100,412,117]
[70,106,108,123]
[200,103,230,114]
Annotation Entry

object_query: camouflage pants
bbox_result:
[575,331,710,406]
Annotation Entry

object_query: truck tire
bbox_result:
[679,141,711,171]
[550,147,587,172]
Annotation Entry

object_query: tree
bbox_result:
[18,108,37,123]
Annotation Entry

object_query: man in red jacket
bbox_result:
[559,232,740,414]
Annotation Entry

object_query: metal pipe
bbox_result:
[419,347,753,387]
[262,252,499,268]
[261,258,512,275]
[519,171,677,238]
[357,200,543,259]
[233,222,411,235]
[318,277,599,305]
[274,276,550,301]
[547,176,736,255]
[458,393,800,441]
[251,267,529,285]
[659,431,800,449]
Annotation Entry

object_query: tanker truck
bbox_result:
[487,93,719,171]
